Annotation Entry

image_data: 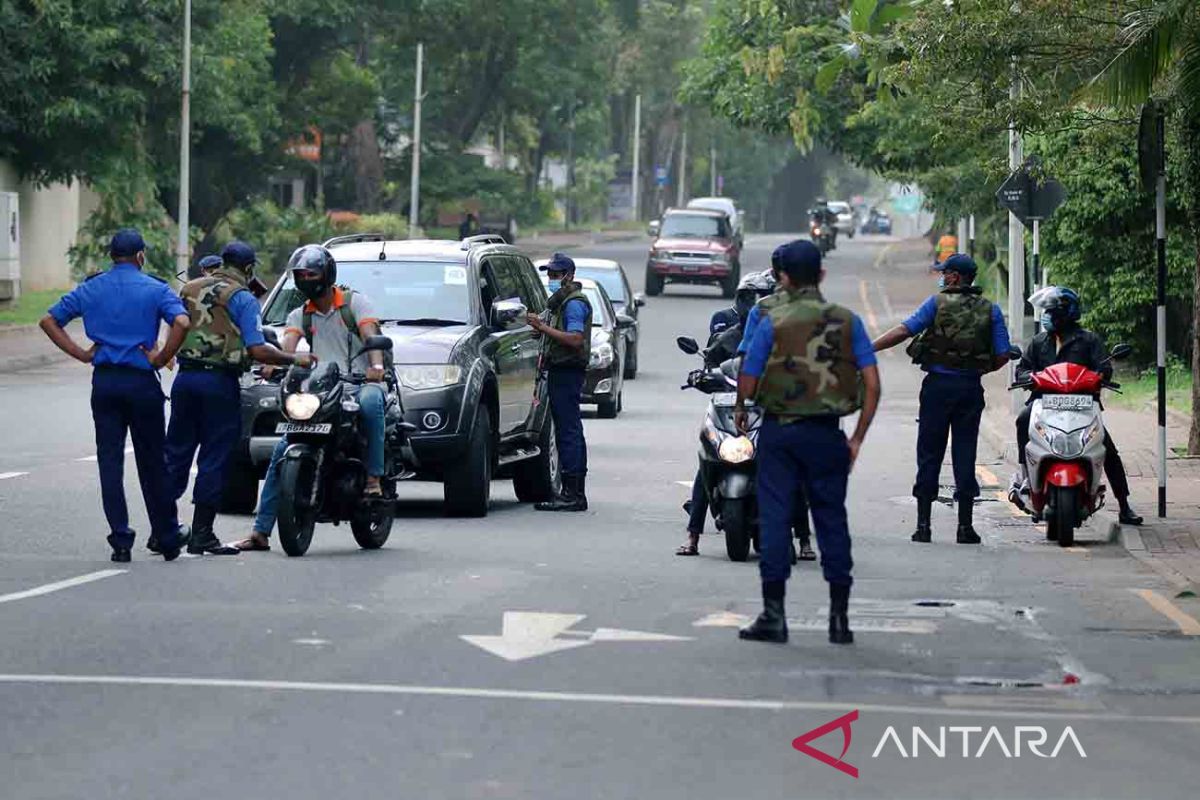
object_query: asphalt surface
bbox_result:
[2,233,1199,799]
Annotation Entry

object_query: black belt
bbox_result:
[178,359,243,376]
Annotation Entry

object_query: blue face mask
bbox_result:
[937,274,947,290]
[1041,314,1055,333]
[547,280,563,293]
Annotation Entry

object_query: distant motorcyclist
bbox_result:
[1012,286,1143,526]
[809,198,839,247]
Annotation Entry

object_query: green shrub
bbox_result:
[221,201,334,278]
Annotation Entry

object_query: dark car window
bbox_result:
[481,256,525,323]
[263,260,470,326]
[509,255,547,313]
[660,214,727,239]
[574,266,626,304]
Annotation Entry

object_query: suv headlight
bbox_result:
[396,364,463,390]
[711,252,730,265]
[590,342,614,369]
[284,392,320,421]
[718,435,754,464]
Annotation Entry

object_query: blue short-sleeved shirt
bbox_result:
[47,262,187,370]
[737,304,766,355]
[742,312,877,379]
[563,298,588,334]
[225,288,266,348]
[902,294,1010,376]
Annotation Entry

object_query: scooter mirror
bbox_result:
[1110,344,1133,361]
[1008,345,1022,361]
[676,336,700,355]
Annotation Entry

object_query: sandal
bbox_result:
[231,535,271,552]
[675,542,699,556]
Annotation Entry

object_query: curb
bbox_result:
[0,352,68,374]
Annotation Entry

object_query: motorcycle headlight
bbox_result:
[590,342,614,369]
[718,435,754,464]
[396,364,462,391]
[284,392,320,421]
[1047,428,1084,458]
[812,226,822,235]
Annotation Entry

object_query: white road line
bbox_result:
[857,279,879,335]
[0,673,1198,724]
[77,446,134,462]
[0,472,29,480]
[874,280,896,325]
[0,570,126,605]
[674,480,693,488]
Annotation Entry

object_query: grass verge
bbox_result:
[0,289,68,327]
[1110,360,1192,415]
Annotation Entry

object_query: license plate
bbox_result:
[680,263,701,272]
[1042,394,1093,411]
[275,422,332,434]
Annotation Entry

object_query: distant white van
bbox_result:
[686,197,743,244]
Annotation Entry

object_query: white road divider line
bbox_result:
[1,673,1199,724]
[0,570,126,605]
[0,472,29,480]
[76,446,134,463]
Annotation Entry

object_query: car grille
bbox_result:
[668,251,713,262]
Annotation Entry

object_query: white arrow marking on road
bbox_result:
[0,472,29,480]
[675,480,693,488]
[0,569,126,605]
[462,613,692,661]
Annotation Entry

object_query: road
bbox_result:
[2,233,1199,799]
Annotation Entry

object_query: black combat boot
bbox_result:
[1118,499,1144,526]
[911,498,932,543]
[828,582,853,644]
[739,581,788,643]
[187,505,239,555]
[535,475,587,512]
[956,498,981,544]
[571,474,588,512]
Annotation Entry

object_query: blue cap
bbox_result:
[938,253,977,274]
[539,252,576,273]
[197,255,222,271]
[771,239,822,273]
[109,228,146,258]
[221,241,257,269]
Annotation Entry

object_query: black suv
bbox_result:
[223,234,559,518]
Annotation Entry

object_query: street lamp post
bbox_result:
[409,42,424,239]
[630,94,641,221]
[175,0,192,279]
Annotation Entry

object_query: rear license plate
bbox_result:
[275,422,332,434]
[1042,394,1093,411]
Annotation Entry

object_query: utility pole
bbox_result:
[175,0,192,279]
[1007,60,1026,414]
[1154,103,1168,518]
[630,94,641,221]
[408,42,424,239]
[710,141,717,196]
[676,123,687,207]
[566,102,576,230]
[968,214,976,259]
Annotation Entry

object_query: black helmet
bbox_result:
[287,244,337,302]
[734,270,776,322]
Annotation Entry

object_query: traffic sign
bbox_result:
[654,165,668,187]
[996,159,1067,228]
[1138,100,1163,193]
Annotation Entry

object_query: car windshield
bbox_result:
[828,202,851,214]
[660,214,726,239]
[574,267,626,303]
[263,260,471,327]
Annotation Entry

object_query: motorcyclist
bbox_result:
[809,198,838,248]
[1011,286,1143,526]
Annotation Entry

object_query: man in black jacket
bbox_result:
[1013,287,1143,525]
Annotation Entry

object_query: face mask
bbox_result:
[937,274,947,290]
[295,276,327,302]
[1041,314,1055,333]
[547,280,563,294]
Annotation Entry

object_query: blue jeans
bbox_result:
[91,368,180,550]
[164,370,242,508]
[254,383,386,536]
[548,368,587,476]
[757,417,852,586]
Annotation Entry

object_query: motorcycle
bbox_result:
[809,218,835,255]
[1008,343,1131,546]
[274,335,414,556]
[677,335,763,561]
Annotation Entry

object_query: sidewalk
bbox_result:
[0,228,643,374]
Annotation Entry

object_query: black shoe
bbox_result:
[828,583,853,644]
[146,531,160,554]
[911,525,932,543]
[161,547,182,562]
[535,474,587,512]
[739,583,788,643]
[956,524,981,544]
[912,497,932,542]
[187,506,239,555]
[1119,505,1144,526]
[111,547,131,563]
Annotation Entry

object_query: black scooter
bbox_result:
[274,336,414,556]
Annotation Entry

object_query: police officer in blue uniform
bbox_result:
[735,240,881,645]
[872,254,1010,544]
[529,253,591,512]
[163,242,310,555]
[39,228,192,562]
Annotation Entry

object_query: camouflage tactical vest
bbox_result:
[544,284,592,369]
[906,287,993,371]
[178,269,252,370]
[755,286,862,421]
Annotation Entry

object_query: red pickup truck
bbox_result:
[645,208,741,298]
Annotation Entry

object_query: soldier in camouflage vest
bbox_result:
[163,241,311,556]
[735,240,881,646]
[873,253,1010,545]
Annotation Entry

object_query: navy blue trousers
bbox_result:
[90,368,179,550]
[757,417,852,586]
[164,369,242,508]
[548,368,587,476]
[914,372,984,502]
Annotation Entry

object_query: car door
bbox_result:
[482,255,533,437]
[507,255,546,433]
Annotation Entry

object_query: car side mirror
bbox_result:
[491,298,528,331]
[634,293,646,307]
[616,313,635,329]
[1008,345,1022,361]
[676,336,700,355]
[1110,343,1133,361]
[647,220,660,237]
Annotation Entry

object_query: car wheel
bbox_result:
[644,268,663,297]
[597,392,619,419]
[513,417,560,503]
[443,407,492,517]
[623,339,638,380]
[220,455,259,515]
